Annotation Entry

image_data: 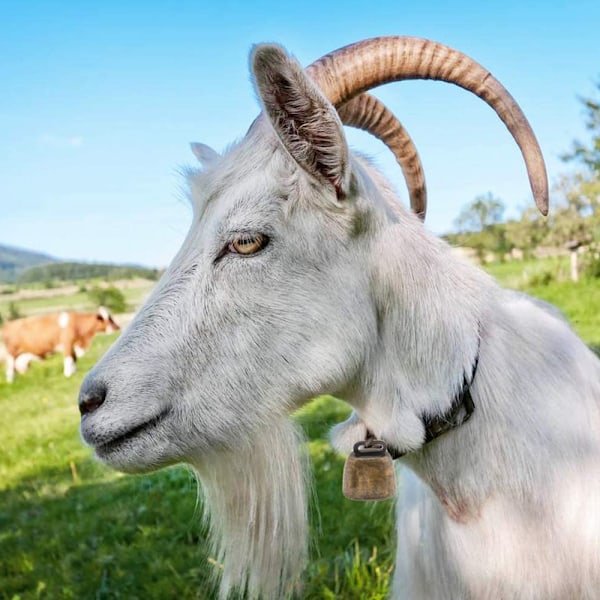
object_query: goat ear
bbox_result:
[251,44,350,199]
[190,142,220,167]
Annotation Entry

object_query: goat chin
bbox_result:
[192,417,310,600]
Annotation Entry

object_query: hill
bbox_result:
[17,262,161,284]
[0,244,58,283]
[0,244,161,285]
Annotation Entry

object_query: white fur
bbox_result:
[15,353,41,374]
[63,356,76,377]
[191,142,220,167]
[74,345,86,359]
[58,311,70,329]
[79,43,600,599]
[193,419,309,599]
[5,355,15,383]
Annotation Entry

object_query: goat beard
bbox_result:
[193,418,310,599]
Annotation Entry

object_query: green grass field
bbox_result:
[1,263,598,599]
[485,259,600,349]
[0,281,154,320]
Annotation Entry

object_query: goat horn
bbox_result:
[307,36,548,215]
[338,94,426,219]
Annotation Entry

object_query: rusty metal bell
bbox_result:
[342,439,396,501]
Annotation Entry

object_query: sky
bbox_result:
[1,0,599,267]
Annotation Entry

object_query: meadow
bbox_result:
[0,280,154,321]
[1,263,598,599]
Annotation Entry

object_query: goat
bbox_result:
[78,36,600,599]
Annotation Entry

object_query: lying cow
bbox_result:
[2,307,119,382]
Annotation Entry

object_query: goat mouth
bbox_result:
[94,408,171,456]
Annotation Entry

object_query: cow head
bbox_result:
[96,306,120,335]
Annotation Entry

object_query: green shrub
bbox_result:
[87,285,127,313]
[526,269,554,287]
[581,245,600,279]
[8,301,22,320]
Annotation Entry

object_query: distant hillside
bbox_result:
[0,244,58,283]
[0,244,161,285]
[18,262,161,283]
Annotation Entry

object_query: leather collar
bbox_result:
[370,342,480,460]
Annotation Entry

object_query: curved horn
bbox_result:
[306,36,548,215]
[338,94,427,219]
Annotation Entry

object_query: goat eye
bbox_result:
[230,233,268,255]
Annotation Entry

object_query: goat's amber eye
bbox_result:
[230,233,268,255]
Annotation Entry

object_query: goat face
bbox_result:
[78,46,384,473]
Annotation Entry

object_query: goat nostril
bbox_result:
[79,381,107,416]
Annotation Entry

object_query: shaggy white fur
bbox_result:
[194,419,309,599]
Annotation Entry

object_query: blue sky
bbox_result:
[1,0,599,267]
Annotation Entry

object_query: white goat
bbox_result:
[79,37,600,599]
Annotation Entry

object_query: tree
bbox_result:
[546,173,600,281]
[87,286,127,314]
[453,194,508,261]
[554,81,600,280]
[562,82,600,175]
[546,174,597,246]
[504,207,549,259]
[454,193,505,233]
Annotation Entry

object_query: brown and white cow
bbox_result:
[2,307,119,382]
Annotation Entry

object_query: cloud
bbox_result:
[38,133,84,148]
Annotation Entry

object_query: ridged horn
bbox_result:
[338,94,426,219]
[306,36,548,215]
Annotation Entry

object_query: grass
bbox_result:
[484,256,570,287]
[484,258,600,349]
[524,280,600,349]
[1,261,598,599]
[0,337,395,600]
[0,281,154,319]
